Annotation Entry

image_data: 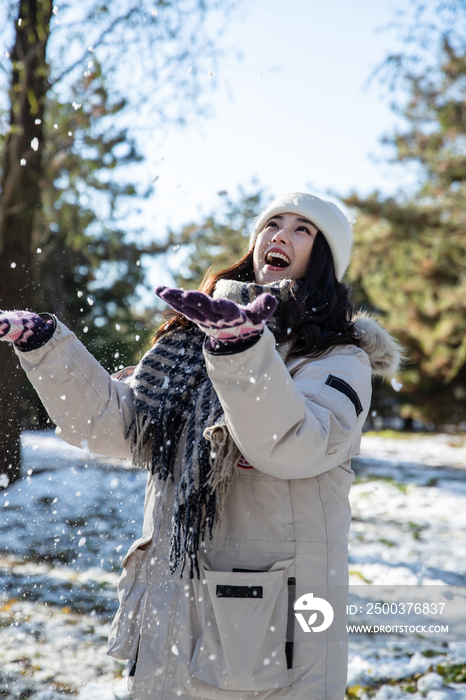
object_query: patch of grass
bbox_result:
[446,438,466,449]
[363,430,434,440]
[346,685,366,699]
[408,522,425,540]
[421,649,447,658]
[114,662,125,678]
[348,569,371,583]
[345,672,427,700]
[51,681,78,695]
[63,617,80,626]
[0,598,18,612]
[437,663,466,683]
[0,619,15,627]
[37,496,55,506]
[379,538,396,547]
[65,517,87,528]
[353,474,409,493]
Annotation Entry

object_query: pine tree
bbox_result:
[0,0,238,484]
[32,66,153,371]
[344,1,466,427]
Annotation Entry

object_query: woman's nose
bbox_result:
[272,227,290,243]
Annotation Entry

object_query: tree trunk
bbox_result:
[0,0,52,486]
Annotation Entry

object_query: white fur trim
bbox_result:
[353,311,405,379]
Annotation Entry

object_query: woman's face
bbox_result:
[253,213,318,284]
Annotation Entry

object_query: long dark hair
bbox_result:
[152,231,359,359]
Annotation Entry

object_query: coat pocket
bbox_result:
[189,558,295,692]
[107,534,153,661]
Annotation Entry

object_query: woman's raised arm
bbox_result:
[205,325,372,479]
[10,315,135,460]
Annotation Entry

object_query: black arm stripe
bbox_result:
[325,374,363,417]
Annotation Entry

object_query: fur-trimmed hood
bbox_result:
[353,311,404,380]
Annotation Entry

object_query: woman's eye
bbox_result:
[265,221,279,229]
[296,225,311,234]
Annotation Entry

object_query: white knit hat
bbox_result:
[250,192,353,280]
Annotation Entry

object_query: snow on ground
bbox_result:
[350,434,466,587]
[1,432,145,700]
[347,433,466,700]
[1,430,465,699]
[358,434,466,470]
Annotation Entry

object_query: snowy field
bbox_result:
[1,431,466,700]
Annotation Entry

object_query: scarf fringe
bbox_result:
[126,407,184,482]
[204,423,241,529]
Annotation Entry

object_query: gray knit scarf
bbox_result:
[126,279,294,578]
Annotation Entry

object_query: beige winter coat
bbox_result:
[15,313,400,700]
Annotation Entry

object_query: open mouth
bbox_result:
[265,251,291,268]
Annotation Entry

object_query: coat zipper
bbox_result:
[285,576,296,669]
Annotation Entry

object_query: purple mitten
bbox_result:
[0,311,55,350]
[155,287,278,343]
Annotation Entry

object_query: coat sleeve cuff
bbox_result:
[14,313,57,352]
[203,332,263,356]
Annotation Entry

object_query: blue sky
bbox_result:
[144,1,409,220]
[130,0,413,287]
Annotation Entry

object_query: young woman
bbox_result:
[1,192,401,700]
